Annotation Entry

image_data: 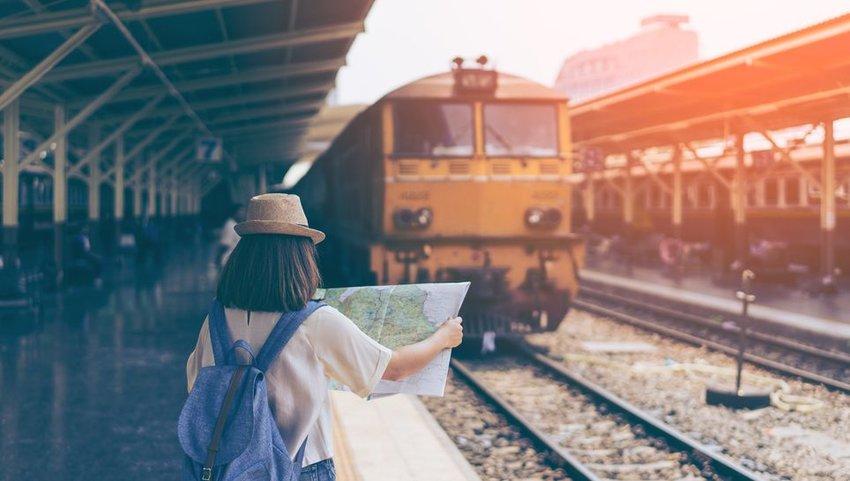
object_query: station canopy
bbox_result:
[0,0,373,167]
[571,13,850,151]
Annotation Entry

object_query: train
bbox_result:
[290,58,584,334]
[584,139,850,275]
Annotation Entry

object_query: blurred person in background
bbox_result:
[216,203,244,268]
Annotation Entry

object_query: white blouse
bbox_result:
[186,305,393,466]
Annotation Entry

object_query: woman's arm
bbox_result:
[382,317,463,381]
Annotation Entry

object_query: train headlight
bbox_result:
[394,207,433,230]
[416,208,433,228]
[525,207,562,230]
[525,208,545,227]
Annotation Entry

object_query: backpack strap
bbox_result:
[255,301,325,372]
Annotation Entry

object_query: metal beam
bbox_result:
[635,154,673,194]
[94,59,344,106]
[104,92,325,127]
[68,93,166,177]
[680,143,731,190]
[128,142,194,184]
[20,66,141,168]
[43,22,364,82]
[125,115,182,165]
[0,22,100,111]
[0,0,278,40]
[754,126,821,189]
[218,119,312,137]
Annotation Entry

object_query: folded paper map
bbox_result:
[317,282,470,396]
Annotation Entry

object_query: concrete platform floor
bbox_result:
[0,244,219,480]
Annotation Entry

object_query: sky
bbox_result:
[335,0,850,105]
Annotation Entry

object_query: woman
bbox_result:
[187,194,462,481]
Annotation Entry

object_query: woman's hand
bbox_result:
[436,317,463,349]
[383,316,464,381]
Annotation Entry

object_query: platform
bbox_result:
[331,392,480,481]
[582,265,850,342]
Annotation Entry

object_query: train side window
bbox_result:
[764,178,778,206]
[785,178,801,206]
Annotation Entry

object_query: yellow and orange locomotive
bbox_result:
[293,58,583,334]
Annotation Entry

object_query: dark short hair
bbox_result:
[217,234,321,312]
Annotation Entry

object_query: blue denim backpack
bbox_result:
[178,299,325,481]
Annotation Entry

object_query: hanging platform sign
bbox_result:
[195,137,223,162]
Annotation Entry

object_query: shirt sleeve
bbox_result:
[186,317,215,393]
[306,306,393,398]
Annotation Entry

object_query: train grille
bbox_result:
[540,162,560,175]
[398,161,419,176]
[449,161,471,175]
[491,162,511,176]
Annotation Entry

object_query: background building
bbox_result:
[555,15,699,102]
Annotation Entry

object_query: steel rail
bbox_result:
[574,296,850,394]
[510,341,767,481]
[449,359,603,481]
[580,285,850,365]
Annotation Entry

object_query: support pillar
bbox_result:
[584,172,595,227]
[147,158,157,218]
[133,178,143,220]
[170,169,179,220]
[53,105,67,275]
[258,163,268,194]
[733,133,747,264]
[3,100,20,263]
[87,127,101,252]
[672,145,683,240]
[821,120,836,284]
[114,136,125,246]
[623,157,634,234]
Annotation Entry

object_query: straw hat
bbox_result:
[234,193,325,244]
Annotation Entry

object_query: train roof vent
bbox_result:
[449,161,471,175]
[491,162,511,176]
[398,161,419,176]
[540,162,559,175]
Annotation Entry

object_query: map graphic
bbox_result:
[318,282,470,396]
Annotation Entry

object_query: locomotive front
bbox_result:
[373,59,584,334]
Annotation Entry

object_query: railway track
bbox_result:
[577,285,850,394]
[450,341,766,481]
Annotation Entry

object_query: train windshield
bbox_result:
[483,103,558,157]
[394,103,474,156]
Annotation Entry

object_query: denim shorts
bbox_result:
[299,458,335,481]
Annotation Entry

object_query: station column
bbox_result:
[53,105,68,274]
[733,133,747,264]
[258,164,268,194]
[114,136,125,245]
[821,119,836,284]
[87,128,101,251]
[2,100,20,263]
[147,159,157,218]
[671,145,682,240]
[584,172,595,228]
[623,155,635,235]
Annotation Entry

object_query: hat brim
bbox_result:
[234,220,325,244]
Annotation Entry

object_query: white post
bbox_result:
[3,99,20,260]
[53,105,67,273]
